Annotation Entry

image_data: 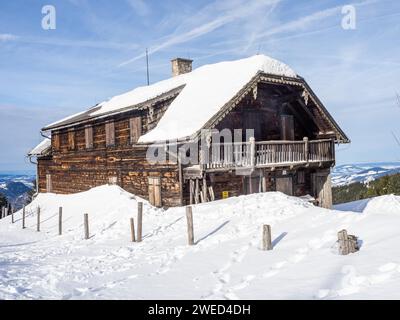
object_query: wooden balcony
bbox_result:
[200,138,335,171]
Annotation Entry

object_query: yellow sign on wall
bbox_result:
[222,191,229,199]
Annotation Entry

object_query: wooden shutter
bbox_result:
[130,117,142,144]
[281,115,294,140]
[105,121,115,146]
[68,130,75,150]
[148,177,161,207]
[53,133,60,151]
[46,174,52,193]
[85,126,93,149]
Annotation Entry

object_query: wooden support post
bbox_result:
[189,179,194,205]
[84,213,89,240]
[22,205,26,229]
[194,179,200,204]
[186,206,194,245]
[303,137,309,162]
[137,202,143,242]
[130,218,136,242]
[262,225,272,251]
[202,176,208,202]
[199,190,205,203]
[37,207,40,232]
[58,207,62,235]
[178,153,184,206]
[250,137,256,169]
[208,186,215,201]
[11,209,14,224]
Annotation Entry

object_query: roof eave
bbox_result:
[42,85,185,132]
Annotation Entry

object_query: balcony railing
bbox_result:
[201,138,335,170]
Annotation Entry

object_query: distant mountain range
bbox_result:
[332,162,400,186]
[0,173,35,208]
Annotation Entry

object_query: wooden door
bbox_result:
[148,177,162,207]
[281,115,294,140]
[275,176,293,196]
[312,171,332,208]
[244,175,260,195]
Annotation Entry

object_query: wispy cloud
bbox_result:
[16,36,138,50]
[118,0,281,67]
[0,33,17,41]
[126,0,150,16]
[255,0,378,41]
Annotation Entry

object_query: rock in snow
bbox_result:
[0,185,400,299]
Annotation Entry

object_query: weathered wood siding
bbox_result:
[38,96,182,207]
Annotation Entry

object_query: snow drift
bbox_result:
[1,186,400,299]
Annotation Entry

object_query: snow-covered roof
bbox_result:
[43,55,297,141]
[28,138,51,156]
[139,55,297,142]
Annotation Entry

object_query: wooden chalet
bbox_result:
[28,55,349,208]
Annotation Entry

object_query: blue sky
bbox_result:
[0,0,399,171]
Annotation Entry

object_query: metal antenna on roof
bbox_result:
[146,48,150,86]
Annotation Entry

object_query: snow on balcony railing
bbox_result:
[202,138,335,170]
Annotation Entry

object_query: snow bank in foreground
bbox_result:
[334,194,400,215]
[1,186,400,300]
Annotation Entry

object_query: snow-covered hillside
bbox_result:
[0,186,400,299]
[332,162,400,186]
[0,173,34,208]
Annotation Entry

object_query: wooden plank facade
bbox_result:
[32,61,349,209]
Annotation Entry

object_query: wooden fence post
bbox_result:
[338,230,349,255]
[130,218,136,242]
[37,207,40,232]
[262,224,272,251]
[11,208,14,224]
[22,205,26,229]
[338,229,359,255]
[84,213,89,239]
[59,207,62,235]
[137,202,143,242]
[186,206,194,245]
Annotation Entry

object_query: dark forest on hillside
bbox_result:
[333,173,400,204]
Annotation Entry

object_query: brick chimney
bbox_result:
[171,58,193,77]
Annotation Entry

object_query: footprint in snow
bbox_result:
[232,275,256,291]
[218,273,230,284]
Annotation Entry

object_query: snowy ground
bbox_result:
[0,186,400,300]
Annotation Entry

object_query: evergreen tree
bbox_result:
[333,173,400,204]
[0,192,8,208]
